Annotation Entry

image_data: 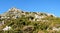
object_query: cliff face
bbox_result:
[0,8,60,33]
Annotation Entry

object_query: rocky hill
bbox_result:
[0,8,60,33]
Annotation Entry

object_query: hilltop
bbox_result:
[0,8,60,33]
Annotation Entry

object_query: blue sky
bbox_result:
[0,0,60,17]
